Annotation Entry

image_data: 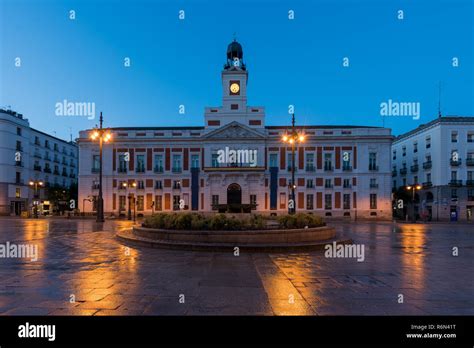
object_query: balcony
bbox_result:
[172,184,181,190]
[369,164,379,171]
[370,183,379,189]
[69,173,76,179]
[449,180,462,187]
[423,161,432,169]
[34,140,41,146]
[172,167,182,173]
[135,166,146,173]
[14,161,23,167]
[422,181,432,188]
[342,165,352,171]
[44,156,51,161]
[305,165,315,172]
[392,170,397,177]
[71,163,76,168]
[466,180,474,187]
[15,179,24,185]
[33,153,42,159]
[16,146,23,152]
[53,158,60,163]
[466,158,474,166]
[118,167,127,173]
[399,168,407,175]
[44,167,52,173]
[324,183,333,189]
[287,166,297,172]
[450,159,462,166]
[34,165,42,171]
[155,183,163,190]
[343,183,352,189]
[53,170,60,175]
[154,166,164,173]
[62,172,68,177]
[324,164,333,171]
[91,168,100,173]
[410,164,419,173]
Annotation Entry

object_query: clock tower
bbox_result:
[204,39,265,129]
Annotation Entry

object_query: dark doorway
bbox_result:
[227,183,242,205]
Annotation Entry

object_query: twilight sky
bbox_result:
[0,0,473,141]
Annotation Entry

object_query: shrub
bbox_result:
[278,213,324,229]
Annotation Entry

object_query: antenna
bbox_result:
[438,81,442,118]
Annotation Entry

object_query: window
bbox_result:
[426,173,431,183]
[136,155,145,172]
[324,153,332,171]
[231,104,238,110]
[451,131,458,143]
[172,155,182,172]
[155,180,162,189]
[306,179,314,188]
[343,194,351,209]
[402,146,406,157]
[451,189,457,199]
[451,171,457,180]
[324,194,332,210]
[250,194,257,206]
[92,155,100,172]
[306,194,314,210]
[137,196,144,211]
[212,153,219,167]
[269,153,278,168]
[392,150,397,160]
[119,196,126,211]
[468,132,474,143]
[369,152,377,170]
[370,194,377,209]
[212,195,219,207]
[426,136,431,149]
[403,178,407,186]
[191,154,200,168]
[468,171,473,181]
[15,188,21,198]
[287,153,294,170]
[34,136,40,145]
[118,154,127,172]
[413,142,418,153]
[414,176,418,184]
[280,192,286,209]
[342,152,351,170]
[45,140,50,148]
[325,179,332,188]
[155,196,162,211]
[173,180,181,189]
[370,178,377,188]
[16,140,22,151]
[393,180,397,189]
[154,154,163,172]
[343,178,351,188]
[16,127,21,136]
[137,180,145,189]
[173,195,181,210]
[306,153,315,171]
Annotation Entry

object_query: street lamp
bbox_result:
[281,114,305,215]
[89,112,112,223]
[29,180,43,218]
[406,184,422,222]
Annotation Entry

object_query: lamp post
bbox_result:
[281,114,305,215]
[29,180,43,218]
[125,182,136,221]
[406,184,422,222]
[89,112,112,223]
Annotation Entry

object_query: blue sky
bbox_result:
[1,0,473,141]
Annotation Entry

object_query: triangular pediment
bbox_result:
[203,121,266,140]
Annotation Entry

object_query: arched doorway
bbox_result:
[227,183,242,205]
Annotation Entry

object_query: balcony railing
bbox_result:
[16,146,23,152]
[466,180,474,187]
[33,153,42,159]
[69,173,76,178]
[466,158,474,166]
[172,167,182,173]
[44,167,51,173]
[450,159,462,166]
[91,168,100,173]
[14,161,23,167]
[154,166,164,173]
[449,180,462,187]
[62,172,68,177]
[342,165,352,171]
[287,166,297,172]
[392,170,397,177]
[34,165,42,171]
[118,167,127,173]
[400,168,407,175]
[369,164,379,171]
[15,179,24,185]
[422,181,432,188]
[324,164,333,171]
[324,183,333,188]
[53,158,60,163]
[370,183,379,188]
[305,165,315,172]
[423,161,432,169]
[53,170,60,175]
[155,183,163,189]
[343,184,352,188]
[136,166,146,173]
[410,164,419,172]
[172,184,181,190]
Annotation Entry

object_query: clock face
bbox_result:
[229,82,240,94]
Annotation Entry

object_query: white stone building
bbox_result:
[0,109,78,215]
[392,116,474,221]
[77,40,393,220]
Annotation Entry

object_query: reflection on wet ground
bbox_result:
[0,217,472,315]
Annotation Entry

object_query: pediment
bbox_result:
[203,121,266,140]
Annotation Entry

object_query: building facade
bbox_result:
[78,40,393,219]
[0,109,78,216]
[392,117,474,222]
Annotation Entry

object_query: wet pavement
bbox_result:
[0,217,472,315]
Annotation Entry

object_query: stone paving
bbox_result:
[0,217,472,315]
